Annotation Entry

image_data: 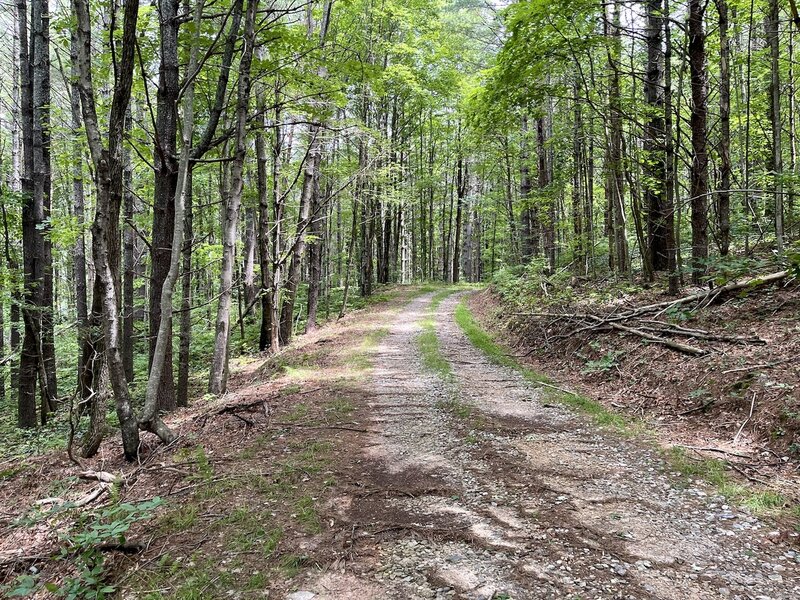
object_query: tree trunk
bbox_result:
[122,112,135,382]
[716,0,732,256]
[537,116,556,272]
[209,0,258,395]
[306,166,324,332]
[644,0,667,273]
[768,0,784,251]
[70,31,90,395]
[607,0,628,274]
[453,143,466,283]
[18,0,38,428]
[269,91,284,354]
[689,0,709,283]
[256,119,272,352]
[32,0,56,416]
[280,124,319,342]
[243,208,257,310]
[74,0,143,460]
[664,0,680,295]
[148,0,180,412]
[176,171,193,408]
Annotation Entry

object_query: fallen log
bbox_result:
[640,269,790,317]
[515,269,790,324]
[636,322,766,345]
[599,319,708,356]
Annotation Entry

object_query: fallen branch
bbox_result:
[533,380,579,397]
[678,398,717,415]
[733,391,758,446]
[36,483,112,509]
[683,445,752,459]
[515,269,790,327]
[637,321,766,345]
[722,358,794,374]
[583,315,707,356]
[640,270,790,316]
[78,471,120,484]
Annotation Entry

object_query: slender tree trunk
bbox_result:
[689,0,709,283]
[176,171,193,408]
[664,0,680,295]
[607,0,628,274]
[209,0,258,395]
[269,93,284,354]
[520,117,538,259]
[256,119,272,351]
[70,31,89,394]
[768,0,784,251]
[280,124,320,342]
[453,143,466,283]
[18,0,38,428]
[717,0,732,256]
[149,0,180,412]
[306,168,324,331]
[242,208,257,310]
[122,113,135,382]
[537,116,556,271]
[645,0,667,273]
[74,0,143,459]
[572,87,585,274]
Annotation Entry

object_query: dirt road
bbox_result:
[299,291,799,600]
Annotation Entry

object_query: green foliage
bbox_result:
[1,499,164,599]
[582,351,621,374]
[788,241,800,278]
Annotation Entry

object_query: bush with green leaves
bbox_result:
[3,498,163,599]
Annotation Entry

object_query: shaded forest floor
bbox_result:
[1,283,799,599]
[0,285,432,598]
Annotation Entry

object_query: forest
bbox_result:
[1,0,799,597]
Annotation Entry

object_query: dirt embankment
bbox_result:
[470,279,800,498]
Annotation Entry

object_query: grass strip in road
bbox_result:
[417,288,461,380]
[453,299,627,431]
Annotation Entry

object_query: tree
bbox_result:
[689,0,709,284]
[644,0,667,273]
[209,0,258,395]
[768,0,784,252]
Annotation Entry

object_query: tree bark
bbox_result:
[32,0,55,415]
[176,172,193,408]
[768,0,784,251]
[644,0,667,273]
[243,208,257,310]
[74,0,144,460]
[122,112,135,382]
[256,116,272,352]
[453,140,466,283]
[689,0,709,283]
[280,124,319,342]
[18,0,38,428]
[716,0,732,256]
[664,0,680,295]
[148,0,180,412]
[209,0,258,395]
[70,31,90,395]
